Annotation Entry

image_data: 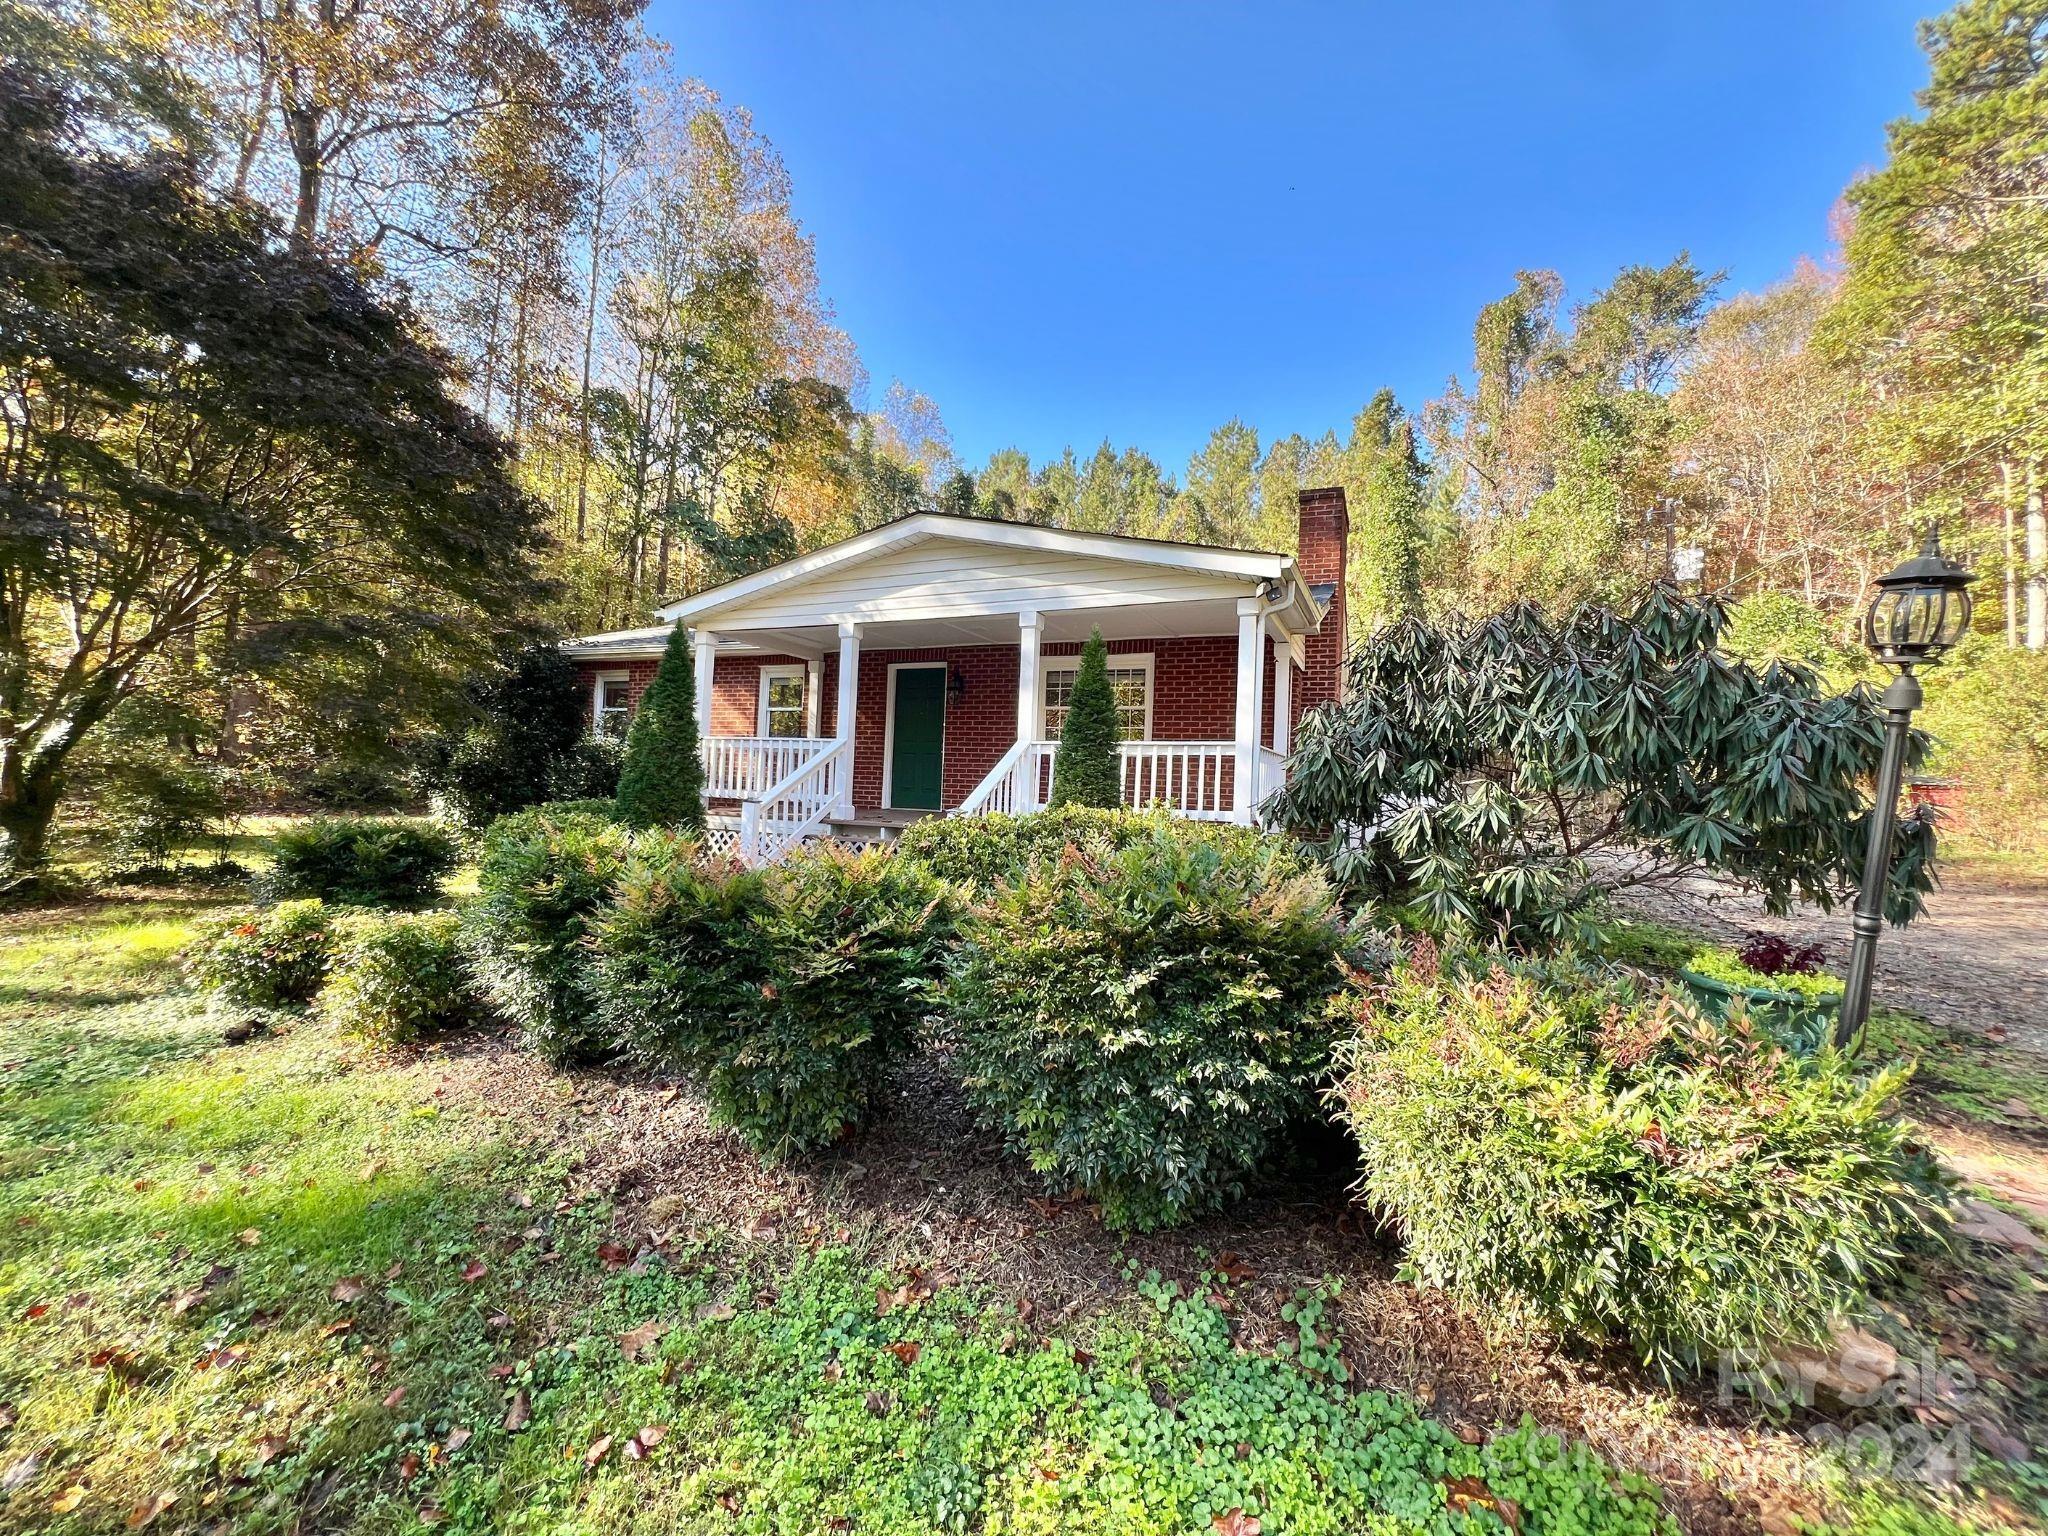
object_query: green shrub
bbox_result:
[320,910,477,1045]
[897,804,1295,895]
[185,898,335,1010]
[261,817,458,907]
[424,644,595,831]
[1332,943,1945,1375]
[615,622,706,831]
[949,825,1347,1230]
[463,805,635,1063]
[595,842,949,1158]
[1049,627,1121,808]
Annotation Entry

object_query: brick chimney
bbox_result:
[1295,485,1348,711]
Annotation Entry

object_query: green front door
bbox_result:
[889,667,946,810]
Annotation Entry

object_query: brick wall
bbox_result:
[1296,485,1348,713]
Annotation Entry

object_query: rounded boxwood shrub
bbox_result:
[186,898,335,1010]
[1332,941,1945,1376]
[948,825,1348,1230]
[261,817,458,907]
[320,910,477,1045]
[595,842,950,1159]
[463,805,636,1063]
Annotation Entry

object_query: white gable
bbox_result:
[693,537,1253,632]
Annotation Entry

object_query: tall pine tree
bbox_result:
[614,623,708,831]
[1049,629,1123,809]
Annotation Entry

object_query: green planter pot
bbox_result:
[1678,967,1842,1049]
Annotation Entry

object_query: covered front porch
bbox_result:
[692,606,1304,863]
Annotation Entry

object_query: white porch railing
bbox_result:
[1122,740,1237,820]
[956,739,1272,823]
[703,736,833,801]
[739,738,849,865]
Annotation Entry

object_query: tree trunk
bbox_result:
[0,770,61,879]
[2002,460,2018,646]
[2028,459,2047,651]
[575,140,608,546]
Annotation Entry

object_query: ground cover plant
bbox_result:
[261,817,459,907]
[1331,941,1946,1376]
[949,823,1349,1229]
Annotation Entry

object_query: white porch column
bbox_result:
[804,655,824,737]
[692,629,718,745]
[1016,609,1044,813]
[833,622,861,816]
[1232,598,1266,824]
[1270,634,1293,759]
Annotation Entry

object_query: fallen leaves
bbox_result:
[383,1386,408,1410]
[595,1241,633,1270]
[1443,1475,1522,1531]
[331,1277,369,1303]
[503,1390,531,1432]
[623,1424,667,1460]
[236,1228,261,1246]
[443,1427,472,1456]
[51,1484,86,1513]
[874,1267,935,1315]
[583,1435,614,1469]
[618,1319,670,1361]
[1211,1251,1257,1284]
[125,1491,177,1528]
[1212,1509,1261,1536]
[1,1454,38,1490]
[458,1259,488,1283]
[885,1341,921,1366]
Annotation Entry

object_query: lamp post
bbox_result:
[1837,527,1975,1049]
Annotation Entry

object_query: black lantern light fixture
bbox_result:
[1837,526,1974,1048]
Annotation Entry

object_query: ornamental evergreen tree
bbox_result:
[614,623,707,832]
[1050,629,1123,809]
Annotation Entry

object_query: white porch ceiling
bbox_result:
[711,598,1251,656]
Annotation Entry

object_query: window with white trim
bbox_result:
[757,665,808,739]
[593,672,631,738]
[1042,654,1152,740]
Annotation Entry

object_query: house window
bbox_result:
[1042,654,1152,740]
[593,672,631,738]
[757,665,808,738]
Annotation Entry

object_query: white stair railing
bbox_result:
[739,738,849,865]
[954,740,1055,817]
[703,736,833,801]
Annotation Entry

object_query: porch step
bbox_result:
[825,808,937,847]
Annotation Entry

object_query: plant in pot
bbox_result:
[1678,932,1843,1051]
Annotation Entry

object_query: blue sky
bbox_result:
[653,1,1934,473]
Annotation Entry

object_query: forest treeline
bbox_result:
[4,0,2045,864]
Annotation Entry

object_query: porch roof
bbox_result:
[652,513,1327,643]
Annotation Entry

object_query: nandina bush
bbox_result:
[947,826,1348,1230]
[260,817,459,908]
[896,805,1298,895]
[462,804,637,1063]
[594,842,950,1159]
[185,898,335,1010]
[320,910,478,1045]
[1332,941,1944,1376]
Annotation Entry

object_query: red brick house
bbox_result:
[566,487,1350,861]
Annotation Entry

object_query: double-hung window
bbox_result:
[757,665,809,738]
[1041,653,1152,740]
[593,672,631,738]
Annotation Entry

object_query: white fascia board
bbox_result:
[655,514,1294,626]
